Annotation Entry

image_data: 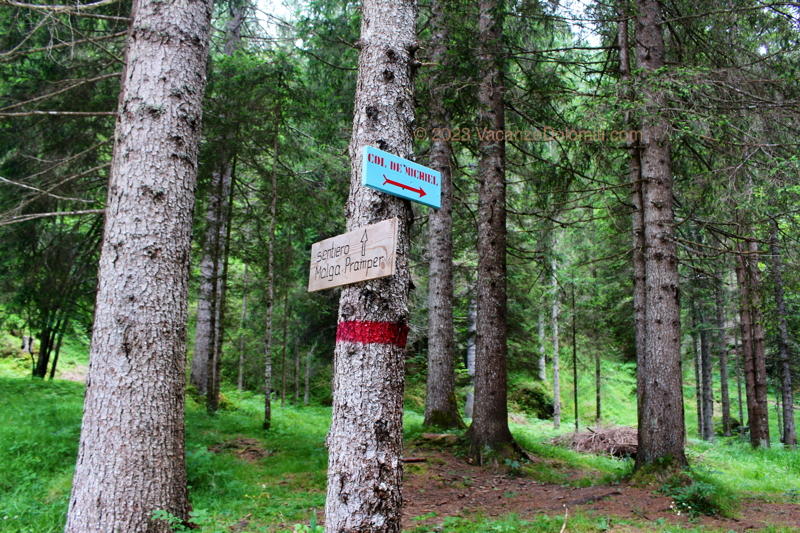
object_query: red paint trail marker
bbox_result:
[382,175,427,198]
[336,320,409,348]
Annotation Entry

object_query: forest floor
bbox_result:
[2,346,800,532]
[400,446,800,532]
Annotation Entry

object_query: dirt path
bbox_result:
[58,364,88,383]
[401,448,800,531]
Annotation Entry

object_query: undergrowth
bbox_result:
[0,355,797,532]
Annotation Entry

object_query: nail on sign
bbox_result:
[307,218,398,292]
[362,146,441,209]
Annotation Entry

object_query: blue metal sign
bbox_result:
[361,146,441,209]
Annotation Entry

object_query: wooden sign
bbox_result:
[307,218,398,292]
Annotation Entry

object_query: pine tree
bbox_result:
[324,0,417,529]
[64,0,213,529]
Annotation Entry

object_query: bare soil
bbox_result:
[58,364,88,383]
[210,436,272,462]
[401,447,800,532]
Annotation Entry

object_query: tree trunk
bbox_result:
[747,238,770,447]
[699,306,714,441]
[735,239,770,447]
[191,5,243,400]
[48,319,67,380]
[774,375,783,442]
[210,2,245,404]
[468,0,516,462]
[619,6,646,423]
[464,296,477,419]
[424,0,461,430]
[64,0,211,528]
[769,220,796,447]
[263,121,278,431]
[537,309,546,382]
[571,285,578,432]
[716,278,732,436]
[33,312,54,378]
[595,343,601,425]
[190,181,221,395]
[691,311,703,438]
[551,253,561,429]
[238,264,248,391]
[280,290,288,408]
[304,342,314,406]
[735,327,745,428]
[323,1,417,530]
[634,0,687,469]
[294,339,301,404]
[746,240,770,448]
[207,161,234,413]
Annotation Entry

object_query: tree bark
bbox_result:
[699,305,714,441]
[48,319,67,380]
[774,375,783,442]
[551,252,561,429]
[238,264,248,391]
[691,310,703,438]
[571,285,578,432]
[735,238,770,447]
[716,277,732,436]
[595,342,601,425]
[280,289,288,408]
[619,5,646,423]
[212,167,234,406]
[736,328,745,427]
[263,119,278,431]
[294,338,301,404]
[64,0,211,528]
[304,342,314,406]
[468,0,517,462]
[423,0,462,430]
[537,309,546,382]
[206,161,234,413]
[323,1,417,530]
[747,238,770,447]
[464,296,477,419]
[769,220,796,447]
[33,311,55,378]
[190,176,221,395]
[634,0,687,469]
[190,5,243,401]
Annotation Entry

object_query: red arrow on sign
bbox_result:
[383,175,427,198]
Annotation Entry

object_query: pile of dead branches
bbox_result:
[552,426,638,458]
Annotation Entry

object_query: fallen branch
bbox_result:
[552,426,638,458]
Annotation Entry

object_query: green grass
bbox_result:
[687,438,800,499]
[0,330,89,380]
[183,391,330,530]
[511,421,634,486]
[0,378,84,533]
[0,368,443,533]
[1,347,798,532]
